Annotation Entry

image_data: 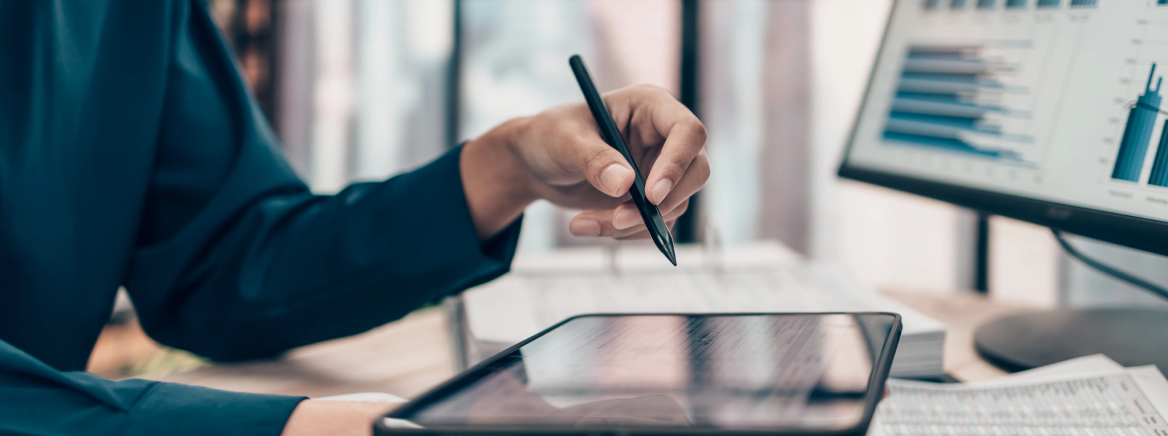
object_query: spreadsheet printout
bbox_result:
[873,366,1168,436]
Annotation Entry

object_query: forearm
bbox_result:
[461,117,540,239]
[128,145,521,362]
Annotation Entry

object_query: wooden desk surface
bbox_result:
[155,291,1030,398]
[155,307,456,399]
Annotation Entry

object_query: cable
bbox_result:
[1051,229,1168,300]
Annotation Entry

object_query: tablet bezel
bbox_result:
[377,312,902,436]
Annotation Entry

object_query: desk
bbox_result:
[155,307,456,399]
[155,291,1028,398]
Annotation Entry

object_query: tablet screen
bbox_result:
[392,313,897,431]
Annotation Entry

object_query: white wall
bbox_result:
[989,217,1059,308]
[809,0,963,293]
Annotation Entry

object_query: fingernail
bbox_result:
[569,219,601,237]
[612,207,642,230]
[600,164,632,196]
[652,179,673,204]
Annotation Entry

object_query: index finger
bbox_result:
[637,89,707,205]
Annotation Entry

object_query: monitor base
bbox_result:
[974,308,1168,375]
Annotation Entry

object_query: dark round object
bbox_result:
[974,308,1168,375]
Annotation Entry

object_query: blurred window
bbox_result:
[459,0,679,253]
[275,0,455,193]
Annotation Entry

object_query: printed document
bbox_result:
[870,355,1168,436]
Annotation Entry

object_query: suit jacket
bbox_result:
[0,1,520,434]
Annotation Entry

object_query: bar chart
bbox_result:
[1147,119,1168,186]
[1111,64,1164,183]
[848,0,1168,223]
[1121,63,1168,187]
[924,0,1095,9]
[880,45,1034,165]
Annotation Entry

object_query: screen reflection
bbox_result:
[400,314,895,430]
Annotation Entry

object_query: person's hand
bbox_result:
[461,84,709,239]
[280,400,397,436]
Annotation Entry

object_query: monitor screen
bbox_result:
[390,314,898,431]
[843,0,1168,225]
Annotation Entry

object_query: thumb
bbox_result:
[579,140,635,197]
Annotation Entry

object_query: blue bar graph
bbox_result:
[1069,0,1096,6]
[978,0,996,8]
[1111,64,1163,182]
[1160,0,1168,5]
[1006,0,1027,7]
[925,0,943,9]
[1037,0,1060,6]
[881,46,1033,164]
[951,0,968,8]
[1148,120,1168,187]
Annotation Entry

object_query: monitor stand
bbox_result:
[974,308,1168,375]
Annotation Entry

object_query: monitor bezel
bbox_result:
[836,0,1168,258]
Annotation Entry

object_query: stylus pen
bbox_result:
[569,54,677,266]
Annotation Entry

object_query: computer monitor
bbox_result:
[837,0,1168,373]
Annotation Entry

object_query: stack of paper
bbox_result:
[871,355,1168,435]
[462,242,948,379]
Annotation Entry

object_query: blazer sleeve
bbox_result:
[122,0,521,361]
[0,339,304,436]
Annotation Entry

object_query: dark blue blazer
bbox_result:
[0,1,520,434]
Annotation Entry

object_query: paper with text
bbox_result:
[872,365,1168,436]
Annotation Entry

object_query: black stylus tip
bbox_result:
[665,244,677,266]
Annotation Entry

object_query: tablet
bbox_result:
[378,312,901,436]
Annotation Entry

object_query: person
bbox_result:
[0,1,708,435]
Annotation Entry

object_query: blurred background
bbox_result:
[89,0,1168,378]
